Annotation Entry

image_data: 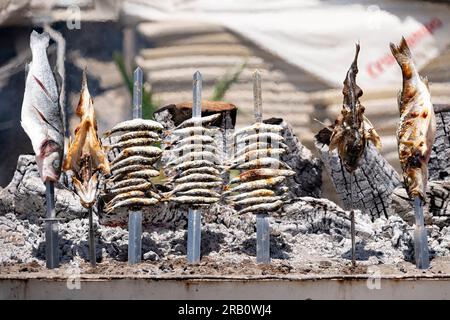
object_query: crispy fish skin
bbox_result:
[226,189,275,202]
[230,169,295,184]
[111,146,162,164]
[108,178,147,189]
[170,196,219,204]
[171,143,216,155]
[104,119,163,136]
[238,200,283,215]
[229,157,291,170]
[168,151,221,166]
[329,43,381,173]
[166,135,216,147]
[126,169,160,179]
[21,31,64,182]
[233,196,284,206]
[116,130,160,142]
[231,149,286,166]
[390,37,436,200]
[108,137,160,149]
[225,176,285,194]
[105,197,159,212]
[111,164,155,177]
[171,127,220,137]
[240,132,285,144]
[174,159,221,171]
[175,113,221,129]
[171,181,222,193]
[234,123,283,137]
[235,141,288,157]
[174,173,222,184]
[109,182,153,195]
[174,166,221,178]
[107,190,145,207]
[177,188,221,198]
[110,155,158,172]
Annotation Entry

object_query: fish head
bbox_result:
[36,139,63,182]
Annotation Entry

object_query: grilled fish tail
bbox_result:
[389,37,416,80]
[30,30,50,49]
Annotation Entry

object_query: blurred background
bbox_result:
[1,0,450,195]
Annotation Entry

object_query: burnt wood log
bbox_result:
[315,127,402,221]
[264,118,322,198]
[429,104,450,181]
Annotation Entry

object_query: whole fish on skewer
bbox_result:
[63,71,111,206]
[329,44,381,173]
[390,38,436,201]
[104,118,163,136]
[21,31,64,183]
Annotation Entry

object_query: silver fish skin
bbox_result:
[173,166,221,178]
[108,178,147,190]
[233,196,284,206]
[110,155,158,172]
[175,113,221,129]
[111,146,162,164]
[226,189,275,202]
[21,31,63,182]
[126,169,160,179]
[110,182,153,195]
[177,188,221,198]
[238,200,283,215]
[166,135,216,147]
[111,164,155,177]
[235,141,288,157]
[174,159,221,171]
[230,168,295,184]
[231,149,286,165]
[108,137,160,149]
[234,123,283,137]
[172,181,222,193]
[171,127,220,137]
[105,197,159,212]
[107,190,145,206]
[224,176,285,194]
[170,196,219,204]
[104,119,163,136]
[239,132,285,144]
[117,130,160,142]
[229,157,291,170]
[168,151,221,166]
[174,173,222,184]
[171,143,216,155]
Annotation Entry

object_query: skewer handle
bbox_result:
[128,67,144,265]
[45,181,59,269]
[413,197,430,269]
[256,213,270,264]
[187,71,203,264]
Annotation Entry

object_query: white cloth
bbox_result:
[123,0,450,88]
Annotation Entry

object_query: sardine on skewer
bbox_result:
[237,200,284,215]
[234,123,283,137]
[239,132,285,145]
[235,141,288,157]
[21,31,64,182]
[165,134,216,147]
[110,155,159,172]
[175,113,221,129]
[329,43,381,173]
[390,38,436,200]
[224,176,285,194]
[173,166,221,179]
[229,157,292,170]
[176,188,221,198]
[170,196,220,204]
[230,148,286,165]
[170,126,220,137]
[107,137,161,149]
[111,146,162,165]
[174,159,222,172]
[232,195,285,207]
[173,173,222,184]
[104,118,163,136]
[230,168,295,184]
[116,130,161,142]
[105,197,159,212]
[226,188,276,202]
[167,151,221,166]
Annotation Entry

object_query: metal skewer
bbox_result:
[128,67,143,264]
[253,70,270,264]
[44,181,59,268]
[187,71,203,264]
[88,207,96,267]
[413,197,430,269]
[349,171,356,267]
